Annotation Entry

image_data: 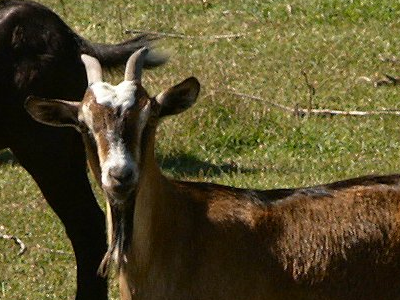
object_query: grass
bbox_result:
[2,0,400,298]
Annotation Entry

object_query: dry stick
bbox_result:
[0,232,26,255]
[383,74,400,85]
[216,90,400,117]
[125,29,248,40]
[301,70,316,116]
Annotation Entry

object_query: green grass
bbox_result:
[2,0,400,298]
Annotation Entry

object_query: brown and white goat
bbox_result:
[26,49,400,300]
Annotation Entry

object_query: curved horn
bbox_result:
[81,54,103,85]
[124,47,149,82]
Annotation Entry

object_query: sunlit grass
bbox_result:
[2,0,400,299]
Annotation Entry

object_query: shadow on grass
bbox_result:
[158,152,259,177]
[0,149,261,177]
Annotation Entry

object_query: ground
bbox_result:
[1,0,400,299]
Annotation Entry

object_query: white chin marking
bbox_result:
[91,81,137,112]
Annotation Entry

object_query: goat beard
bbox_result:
[98,194,135,277]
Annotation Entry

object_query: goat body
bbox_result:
[125,175,400,300]
[0,1,165,299]
[25,51,400,300]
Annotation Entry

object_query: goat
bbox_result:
[0,1,166,299]
[26,49,400,300]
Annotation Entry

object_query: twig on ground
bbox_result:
[1,281,5,297]
[213,89,400,117]
[301,70,316,116]
[378,54,399,64]
[125,29,248,40]
[375,74,400,87]
[0,229,26,255]
[357,74,400,87]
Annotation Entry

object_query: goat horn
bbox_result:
[81,54,103,85]
[124,47,149,82]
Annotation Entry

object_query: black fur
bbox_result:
[0,1,166,299]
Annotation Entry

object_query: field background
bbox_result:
[2,0,400,299]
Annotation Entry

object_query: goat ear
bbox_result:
[25,96,80,128]
[155,77,200,117]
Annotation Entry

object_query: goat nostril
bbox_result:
[109,168,133,183]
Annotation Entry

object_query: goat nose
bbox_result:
[109,167,133,183]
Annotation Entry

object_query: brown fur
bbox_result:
[25,57,400,299]
[118,123,400,300]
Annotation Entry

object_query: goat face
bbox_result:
[25,48,200,272]
[25,48,200,206]
[78,81,152,203]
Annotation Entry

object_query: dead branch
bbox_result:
[0,231,26,255]
[378,54,399,64]
[215,90,400,117]
[357,74,400,87]
[301,70,316,115]
[125,29,248,40]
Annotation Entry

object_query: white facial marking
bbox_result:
[91,81,137,112]
[101,135,138,192]
[88,81,138,194]
[100,104,150,194]
[85,80,151,199]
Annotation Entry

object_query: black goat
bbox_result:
[0,1,166,299]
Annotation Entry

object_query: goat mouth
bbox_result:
[104,185,135,205]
